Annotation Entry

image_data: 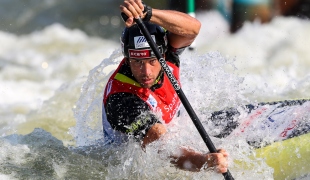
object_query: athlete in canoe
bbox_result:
[102,0,228,173]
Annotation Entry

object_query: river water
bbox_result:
[1,1,310,179]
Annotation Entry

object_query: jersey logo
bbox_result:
[146,94,158,109]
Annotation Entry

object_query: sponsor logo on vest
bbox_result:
[126,113,153,134]
[164,93,180,119]
[158,58,180,90]
[147,94,158,109]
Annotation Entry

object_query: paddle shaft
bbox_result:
[133,18,234,180]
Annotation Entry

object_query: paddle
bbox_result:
[121,13,234,180]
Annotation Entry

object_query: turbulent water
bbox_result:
[1,5,310,180]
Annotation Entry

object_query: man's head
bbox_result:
[121,22,168,88]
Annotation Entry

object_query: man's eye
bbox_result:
[150,59,157,65]
[133,60,142,64]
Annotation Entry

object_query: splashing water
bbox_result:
[0,10,310,179]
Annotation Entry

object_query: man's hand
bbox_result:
[120,0,145,27]
[205,149,229,173]
[170,147,229,173]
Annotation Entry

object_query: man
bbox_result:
[102,0,228,173]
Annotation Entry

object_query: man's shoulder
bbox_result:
[106,92,150,111]
[165,44,187,67]
[117,60,135,79]
[107,92,141,103]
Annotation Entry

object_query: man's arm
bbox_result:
[143,123,228,173]
[142,123,167,148]
[105,93,159,139]
[170,148,229,173]
[120,0,201,48]
[150,9,201,48]
[106,93,228,173]
[118,0,227,173]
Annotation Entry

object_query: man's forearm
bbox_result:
[150,9,200,38]
[170,147,228,173]
[150,9,201,48]
[170,148,206,171]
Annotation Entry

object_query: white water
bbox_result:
[0,11,310,179]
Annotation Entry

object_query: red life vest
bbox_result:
[103,58,181,124]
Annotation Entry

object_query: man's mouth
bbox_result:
[141,78,153,85]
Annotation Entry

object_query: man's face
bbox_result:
[129,57,162,88]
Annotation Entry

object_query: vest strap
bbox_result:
[114,73,141,87]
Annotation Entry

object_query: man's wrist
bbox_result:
[142,2,152,22]
[203,153,212,169]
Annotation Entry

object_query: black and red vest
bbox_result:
[103,58,181,124]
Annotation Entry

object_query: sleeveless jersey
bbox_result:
[102,58,181,143]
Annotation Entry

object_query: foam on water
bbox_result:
[0,10,309,179]
[0,23,117,107]
[0,23,118,142]
[195,12,310,101]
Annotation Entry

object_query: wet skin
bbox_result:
[129,57,162,88]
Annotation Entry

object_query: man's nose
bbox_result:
[140,62,152,75]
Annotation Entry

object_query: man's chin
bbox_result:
[139,81,154,88]
[140,84,153,88]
